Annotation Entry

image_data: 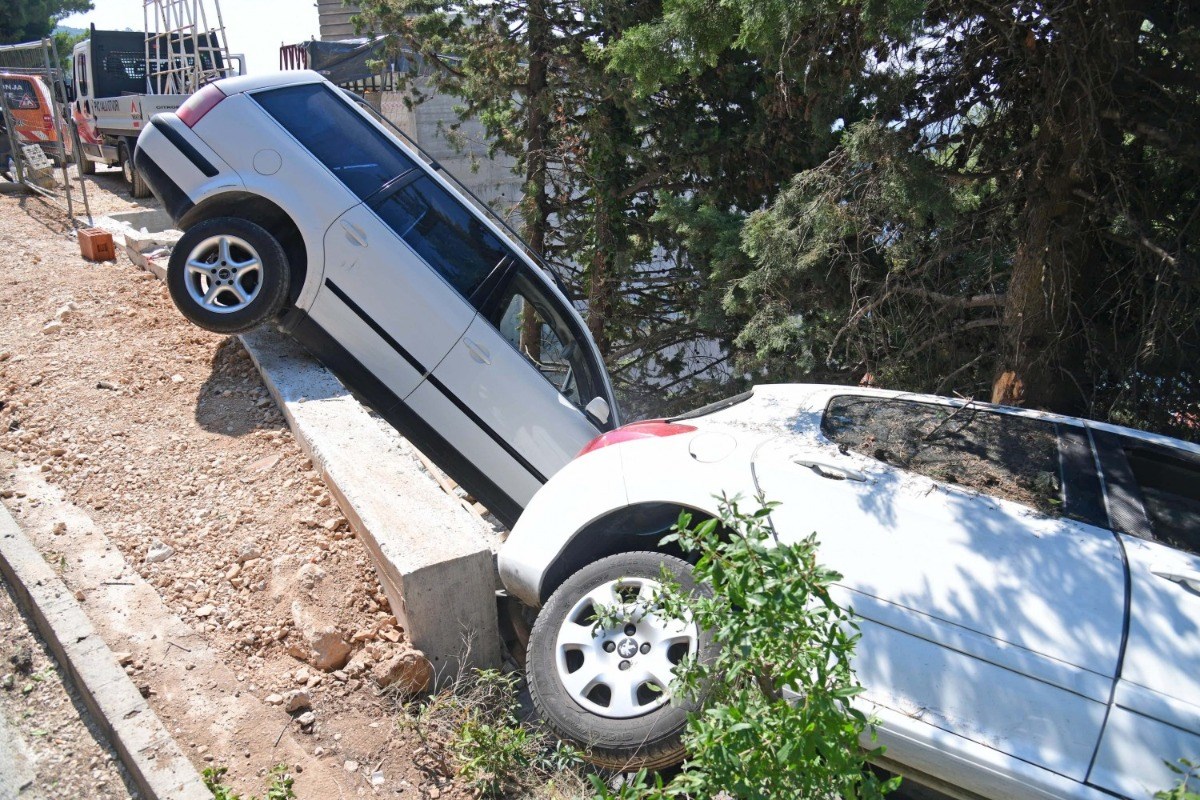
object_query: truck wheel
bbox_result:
[73,129,95,175]
[120,144,150,198]
[167,218,291,334]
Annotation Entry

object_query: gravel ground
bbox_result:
[0,171,475,797]
[0,580,134,800]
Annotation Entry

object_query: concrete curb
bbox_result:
[239,328,503,678]
[0,504,212,800]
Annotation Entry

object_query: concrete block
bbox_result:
[87,211,181,279]
[105,208,176,232]
[240,327,503,679]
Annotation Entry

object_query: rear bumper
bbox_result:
[133,141,193,222]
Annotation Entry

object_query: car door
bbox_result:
[1087,431,1200,798]
[754,391,1125,783]
[410,265,610,522]
[251,81,506,403]
[315,170,508,402]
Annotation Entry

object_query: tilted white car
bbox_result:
[499,384,1200,799]
[133,71,619,526]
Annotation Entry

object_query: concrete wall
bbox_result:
[380,81,524,227]
[318,1,362,41]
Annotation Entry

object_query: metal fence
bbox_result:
[0,37,92,224]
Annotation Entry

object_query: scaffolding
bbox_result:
[143,0,232,95]
[0,38,92,224]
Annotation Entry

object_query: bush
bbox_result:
[202,764,295,800]
[592,494,897,799]
[399,667,586,798]
[1158,759,1200,800]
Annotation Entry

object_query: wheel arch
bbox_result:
[177,191,308,305]
[537,500,724,605]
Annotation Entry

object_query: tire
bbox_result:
[73,128,95,175]
[527,551,715,770]
[120,144,151,198]
[167,217,290,334]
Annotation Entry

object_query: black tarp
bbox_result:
[288,38,415,86]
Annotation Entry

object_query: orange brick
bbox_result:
[77,228,116,262]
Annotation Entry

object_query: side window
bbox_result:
[823,395,1064,514]
[252,83,416,200]
[1124,444,1200,555]
[487,272,599,411]
[77,55,88,97]
[372,176,508,298]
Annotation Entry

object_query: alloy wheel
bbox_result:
[182,235,264,314]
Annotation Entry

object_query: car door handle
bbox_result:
[463,337,491,365]
[341,221,367,247]
[1151,569,1200,593]
[793,458,867,482]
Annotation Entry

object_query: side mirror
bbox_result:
[585,397,610,427]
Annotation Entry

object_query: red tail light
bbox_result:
[177,83,226,128]
[576,420,697,458]
[42,114,52,127]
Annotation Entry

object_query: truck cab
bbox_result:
[69,25,242,196]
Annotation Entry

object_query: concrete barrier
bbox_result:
[0,505,211,800]
[239,329,503,678]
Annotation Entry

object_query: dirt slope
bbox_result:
[0,173,467,798]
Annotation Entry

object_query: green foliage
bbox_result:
[359,0,1199,436]
[202,764,295,800]
[593,496,898,799]
[1157,759,1200,800]
[399,668,586,798]
[633,0,1200,430]
[52,28,87,71]
[0,1,91,45]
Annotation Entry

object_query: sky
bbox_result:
[60,0,320,77]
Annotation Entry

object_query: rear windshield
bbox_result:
[252,82,417,201]
[2,78,40,110]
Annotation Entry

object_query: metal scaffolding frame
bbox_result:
[143,0,232,95]
[0,38,92,225]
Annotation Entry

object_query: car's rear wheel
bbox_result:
[527,551,714,770]
[167,217,290,334]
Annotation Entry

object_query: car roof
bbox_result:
[211,69,325,96]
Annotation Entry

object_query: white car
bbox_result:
[499,384,1200,799]
[133,71,619,526]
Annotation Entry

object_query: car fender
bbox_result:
[500,443,630,607]
[502,432,761,607]
[190,92,358,311]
